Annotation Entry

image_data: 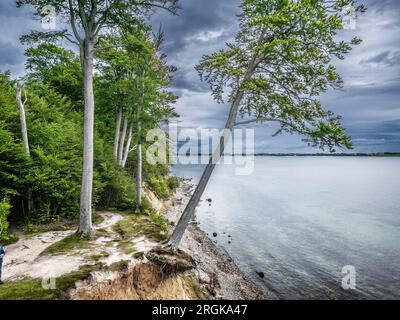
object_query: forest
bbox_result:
[0,14,180,245]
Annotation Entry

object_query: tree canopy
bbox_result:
[196,0,366,152]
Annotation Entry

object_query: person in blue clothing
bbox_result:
[0,246,5,284]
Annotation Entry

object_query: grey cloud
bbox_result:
[0,41,24,65]
[366,0,400,14]
[150,0,241,93]
[0,0,399,152]
[337,80,400,98]
[360,50,400,67]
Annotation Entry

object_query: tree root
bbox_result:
[145,246,195,275]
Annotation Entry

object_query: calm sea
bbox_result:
[171,157,400,299]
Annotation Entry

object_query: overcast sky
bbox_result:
[1,0,399,153]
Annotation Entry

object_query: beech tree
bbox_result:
[16,78,34,214]
[18,0,179,236]
[97,26,176,211]
[25,43,83,107]
[169,0,366,250]
[16,79,30,156]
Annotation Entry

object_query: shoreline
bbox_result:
[165,179,275,300]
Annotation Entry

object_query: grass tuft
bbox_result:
[40,233,93,256]
[0,264,99,300]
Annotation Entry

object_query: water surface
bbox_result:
[172,157,400,299]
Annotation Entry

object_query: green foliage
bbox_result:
[140,196,154,212]
[0,198,18,245]
[0,72,138,225]
[196,0,366,152]
[167,176,180,192]
[95,159,136,211]
[41,233,93,256]
[144,209,168,234]
[112,212,168,242]
[0,264,96,300]
[25,44,83,108]
[20,82,82,222]
[1,3,180,232]
[146,174,170,199]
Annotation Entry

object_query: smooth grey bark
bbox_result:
[114,107,123,160]
[135,142,142,213]
[118,116,128,166]
[16,79,33,214]
[122,123,133,168]
[168,58,261,250]
[16,80,30,156]
[135,73,144,213]
[79,40,95,235]
[135,112,142,213]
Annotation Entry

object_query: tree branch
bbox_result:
[69,0,83,44]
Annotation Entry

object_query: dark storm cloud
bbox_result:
[151,0,240,55]
[0,41,24,66]
[360,50,400,67]
[338,80,400,98]
[346,120,400,152]
[0,1,41,75]
[150,0,241,93]
[0,0,399,152]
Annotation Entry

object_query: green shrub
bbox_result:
[0,75,137,223]
[167,176,180,191]
[95,158,136,211]
[144,209,168,234]
[140,196,153,212]
[0,198,18,245]
[146,175,170,199]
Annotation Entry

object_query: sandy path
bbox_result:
[2,212,123,281]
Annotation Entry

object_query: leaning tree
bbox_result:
[17,0,179,236]
[168,0,366,250]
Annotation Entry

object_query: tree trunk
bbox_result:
[168,103,239,249]
[135,71,145,213]
[114,107,122,160]
[79,40,95,236]
[16,80,33,214]
[135,142,142,213]
[16,80,30,156]
[118,116,128,166]
[122,123,133,168]
[168,59,259,250]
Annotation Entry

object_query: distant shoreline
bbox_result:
[189,152,400,157]
[253,152,400,157]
